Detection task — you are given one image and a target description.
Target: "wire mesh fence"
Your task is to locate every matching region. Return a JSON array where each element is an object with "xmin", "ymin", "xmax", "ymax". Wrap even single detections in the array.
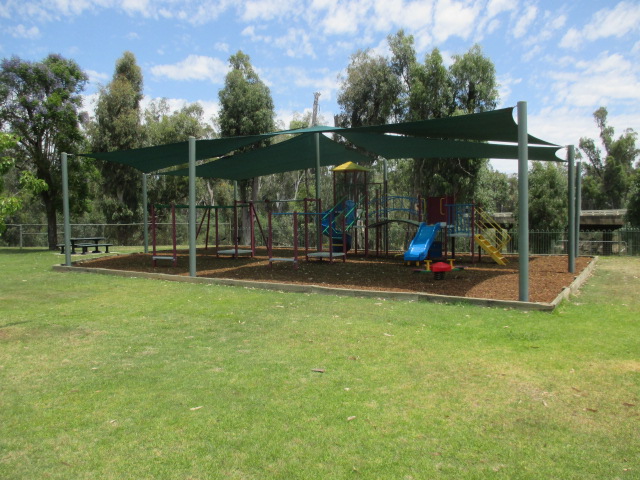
[{"xmin": 3, "ymin": 223, "xmax": 640, "ymax": 256}]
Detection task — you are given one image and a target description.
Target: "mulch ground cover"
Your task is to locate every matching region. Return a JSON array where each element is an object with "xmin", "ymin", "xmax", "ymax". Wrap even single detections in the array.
[{"xmin": 79, "ymin": 247, "xmax": 593, "ymax": 304}]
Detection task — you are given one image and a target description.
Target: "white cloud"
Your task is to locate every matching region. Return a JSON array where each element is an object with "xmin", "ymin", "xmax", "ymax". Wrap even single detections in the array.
[
  {"xmin": 267, "ymin": 66, "xmax": 340, "ymax": 105},
  {"xmin": 214, "ymin": 42, "xmax": 230, "ymax": 53},
  {"xmin": 549, "ymin": 52, "xmax": 640, "ymax": 108},
  {"xmin": 85, "ymin": 69, "xmax": 110, "ymax": 86},
  {"xmin": 315, "ymin": 0, "xmax": 362, "ymax": 35},
  {"xmin": 512, "ymin": 4, "xmax": 538, "ymax": 39},
  {"xmin": 433, "ymin": 0, "xmax": 481, "ymax": 43},
  {"xmin": 241, "ymin": 25, "xmax": 272, "ymax": 43},
  {"xmin": 7, "ymin": 24, "xmax": 41, "ymax": 39},
  {"xmin": 486, "ymin": 0, "xmax": 515, "ymax": 18},
  {"xmin": 150, "ymin": 55, "xmax": 229, "ymax": 83},
  {"xmin": 274, "ymin": 28, "xmax": 316, "ymax": 59},
  {"xmin": 81, "ymin": 92, "xmax": 100, "ymax": 117},
  {"xmin": 560, "ymin": 1, "xmax": 640, "ymax": 49},
  {"xmin": 559, "ymin": 27, "xmax": 580, "ymax": 49},
  {"xmin": 497, "ymin": 73, "xmax": 522, "ymax": 107},
  {"xmin": 3, "ymin": 0, "xmax": 233, "ymax": 24},
  {"xmin": 240, "ymin": 0, "xmax": 301, "ymax": 22}
]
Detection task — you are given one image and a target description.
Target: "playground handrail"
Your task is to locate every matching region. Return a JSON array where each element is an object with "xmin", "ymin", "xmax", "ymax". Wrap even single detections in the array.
[{"xmin": 475, "ymin": 206, "xmax": 511, "ymax": 251}]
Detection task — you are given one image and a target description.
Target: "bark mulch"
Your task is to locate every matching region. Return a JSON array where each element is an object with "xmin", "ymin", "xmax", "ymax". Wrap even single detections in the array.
[{"xmin": 80, "ymin": 248, "xmax": 593, "ymax": 304}]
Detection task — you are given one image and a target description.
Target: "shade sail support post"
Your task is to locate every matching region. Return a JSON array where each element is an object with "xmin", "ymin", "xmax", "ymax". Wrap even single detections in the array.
[
  {"xmin": 517, "ymin": 101, "xmax": 529, "ymax": 302},
  {"xmin": 567, "ymin": 145, "xmax": 576, "ymax": 273},
  {"xmin": 61, "ymin": 152, "xmax": 71, "ymax": 266},
  {"xmin": 575, "ymin": 159, "xmax": 582, "ymax": 260},
  {"xmin": 315, "ymin": 132, "xmax": 322, "ymax": 250},
  {"xmin": 189, "ymin": 136, "xmax": 197, "ymax": 277},
  {"xmin": 142, "ymin": 173, "xmax": 148, "ymax": 254}
]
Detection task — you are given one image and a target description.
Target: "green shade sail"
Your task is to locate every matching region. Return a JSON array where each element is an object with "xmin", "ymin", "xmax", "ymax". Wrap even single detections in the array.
[
  {"xmin": 79, "ymin": 106, "xmax": 563, "ymax": 178},
  {"xmin": 340, "ymin": 131, "xmax": 563, "ymax": 162},
  {"xmin": 349, "ymin": 107, "xmax": 555, "ymax": 145},
  {"xmin": 80, "ymin": 134, "xmax": 274, "ymax": 173},
  {"xmin": 164, "ymin": 132, "xmax": 371, "ymax": 181}
]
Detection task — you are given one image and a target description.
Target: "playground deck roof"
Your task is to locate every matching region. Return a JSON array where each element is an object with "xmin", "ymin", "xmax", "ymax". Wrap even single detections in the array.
[{"xmin": 79, "ymin": 107, "xmax": 564, "ymax": 179}]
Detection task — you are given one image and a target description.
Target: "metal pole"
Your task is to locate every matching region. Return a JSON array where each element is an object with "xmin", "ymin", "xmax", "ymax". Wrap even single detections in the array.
[
  {"xmin": 142, "ymin": 173, "xmax": 148, "ymax": 254},
  {"xmin": 575, "ymin": 160, "xmax": 582, "ymax": 258},
  {"xmin": 517, "ymin": 101, "xmax": 529, "ymax": 302},
  {"xmin": 315, "ymin": 132, "xmax": 322, "ymax": 250},
  {"xmin": 61, "ymin": 152, "xmax": 72, "ymax": 266},
  {"xmin": 188, "ymin": 137, "xmax": 197, "ymax": 277},
  {"xmin": 383, "ymin": 157, "xmax": 389, "ymax": 254},
  {"xmin": 568, "ymin": 145, "xmax": 576, "ymax": 273}
]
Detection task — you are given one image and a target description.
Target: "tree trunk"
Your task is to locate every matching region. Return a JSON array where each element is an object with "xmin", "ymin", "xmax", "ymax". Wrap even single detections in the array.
[{"xmin": 45, "ymin": 193, "xmax": 58, "ymax": 250}]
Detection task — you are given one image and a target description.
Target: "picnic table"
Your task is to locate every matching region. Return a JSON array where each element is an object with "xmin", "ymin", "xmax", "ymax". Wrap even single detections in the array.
[{"xmin": 58, "ymin": 237, "xmax": 113, "ymax": 255}]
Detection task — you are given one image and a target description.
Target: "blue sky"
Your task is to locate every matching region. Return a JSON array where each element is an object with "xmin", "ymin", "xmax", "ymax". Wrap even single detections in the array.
[{"xmin": 1, "ymin": 0, "xmax": 639, "ymax": 173}]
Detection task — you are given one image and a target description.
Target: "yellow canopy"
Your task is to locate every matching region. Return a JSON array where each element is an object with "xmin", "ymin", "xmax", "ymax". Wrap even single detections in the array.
[{"xmin": 332, "ymin": 161, "xmax": 371, "ymax": 172}]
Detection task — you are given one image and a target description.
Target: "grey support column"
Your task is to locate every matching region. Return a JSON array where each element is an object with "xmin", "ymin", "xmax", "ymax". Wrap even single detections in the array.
[
  {"xmin": 383, "ymin": 157, "xmax": 389, "ymax": 253},
  {"xmin": 517, "ymin": 101, "xmax": 529, "ymax": 302},
  {"xmin": 142, "ymin": 173, "xmax": 148, "ymax": 254},
  {"xmin": 575, "ymin": 160, "xmax": 582, "ymax": 259},
  {"xmin": 189, "ymin": 136, "xmax": 197, "ymax": 277},
  {"xmin": 61, "ymin": 152, "xmax": 71, "ymax": 266},
  {"xmin": 315, "ymin": 132, "xmax": 322, "ymax": 250},
  {"xmin": 568, "ymin": 145, "xmax": 576, "ymax": 273}
]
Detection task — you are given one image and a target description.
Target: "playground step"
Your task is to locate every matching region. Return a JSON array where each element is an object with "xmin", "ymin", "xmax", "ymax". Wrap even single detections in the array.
[{"xmin": 475, "ymin": 234, "xmax": 508, "ymax": 266}]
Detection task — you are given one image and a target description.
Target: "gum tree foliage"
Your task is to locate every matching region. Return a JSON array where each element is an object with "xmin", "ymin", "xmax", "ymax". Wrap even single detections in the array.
[
  {"xmin": 259, "ymin": 112, "xmax": 331, "ymax": 210},
  {"xmin": 0, "ymin": 54, "xmax": 90, "ymax": 249},
  {"xmin": 579, "ymin": 107, "xmax": 639, "ymax": 209},
  {"xmin": 408, "ymin": 43, "xmax": 498, "ymax": 200},
  {"xmin": 217, "ymin": 51, "xmax": 275, "ymax": 243},
  {"xmin": 0, "ymin": 132, "xmax": 20, "ymax": 233},
  {"xmin": 474, "ymin": 166, "xmax": 515, "ymax": 213},
  {"xmin": 526, "ymin": 161, "xmax": 568, "ymax": 231},
  {"xmin": 336, "ymin": 50, "xmax": 402, "ymax": 129},
  {"xmin": 143, "ymin": 98, "xmax": 215, "ymax": 210},
  {"xmin": 90, "ymin": 51, "xmax": 145, "ymax": 226},
  {"xmin": 337, "ymin": 31, "xmax": 499, "ymax": 202},
  {"xmin": 627, "ymin": 170, "xmax": 640, "ymax": 226}
]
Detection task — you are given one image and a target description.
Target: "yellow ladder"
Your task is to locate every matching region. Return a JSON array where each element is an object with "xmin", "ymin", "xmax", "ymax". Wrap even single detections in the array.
[
  {"xmin": 474, "ymin": 207, "xmax": 510, "ymax": 265},
  {"xmin": 474, "ymin": 233, "xmax": 507, "ymax": 265}
]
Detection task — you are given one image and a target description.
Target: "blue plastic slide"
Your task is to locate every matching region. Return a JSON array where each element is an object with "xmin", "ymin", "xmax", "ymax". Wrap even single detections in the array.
[{"xmin": 403, "ymin": 222, "xmax": 441, "ymax": 262}]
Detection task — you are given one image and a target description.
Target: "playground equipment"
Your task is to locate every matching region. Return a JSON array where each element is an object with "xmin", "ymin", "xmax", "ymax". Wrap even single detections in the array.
[
  {"xmin": 267, "ymin": 210, "xmax": 299, "ymax": 269},
  {"xmin": 149, "ymin": 201, "xmax": 269, "ymax": 265},
  {"xmin": 265, "ymin": 198, "xmax": 348, "ymax": 268},
  {"xmin": 413, "ymin": 259, "xmax": 465, "ymax": 280},
  {"xmin": 216, "ymin": 201, "xmax": 261, "ymax": 258},
  {"xmin": 474, "ymin": 206, "xmax": 510, "ymax": 265},
  {"xmin": 442, "ymin": 202, "xmax": 511, "ymax": 265},
  {"xmin": 321, "ymin": 199, "xmax": 356, "ymax": 252},
  {"xmin": 403, "ymin": 222, "xmax": 442, "ymax": 263}
]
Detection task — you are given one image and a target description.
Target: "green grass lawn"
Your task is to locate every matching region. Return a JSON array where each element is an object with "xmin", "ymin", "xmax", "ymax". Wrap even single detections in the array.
[{"xmin": 1, "ymin": 248, "xmax": 638, "ymax": 479}]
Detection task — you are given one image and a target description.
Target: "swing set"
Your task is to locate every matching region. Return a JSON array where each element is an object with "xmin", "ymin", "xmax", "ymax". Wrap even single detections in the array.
[{"xmin": 150, "ymin": 201, "xmax": 268, "ymax": 266}]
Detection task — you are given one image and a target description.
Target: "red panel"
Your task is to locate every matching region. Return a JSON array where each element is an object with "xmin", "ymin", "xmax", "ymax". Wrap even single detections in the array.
[{"xmin": 427, "ymin": 196, "xmax": 454, "ymax": 223}]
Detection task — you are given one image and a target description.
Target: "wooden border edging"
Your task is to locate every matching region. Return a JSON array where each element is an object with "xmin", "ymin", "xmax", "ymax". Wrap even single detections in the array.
[
  {"xmin": 550, "ymin": 256, "xmax": 598, "ymax": 308},
  {"xmin": 53, "ymin": 257, "xmax": 597, "ymax": 312}
]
